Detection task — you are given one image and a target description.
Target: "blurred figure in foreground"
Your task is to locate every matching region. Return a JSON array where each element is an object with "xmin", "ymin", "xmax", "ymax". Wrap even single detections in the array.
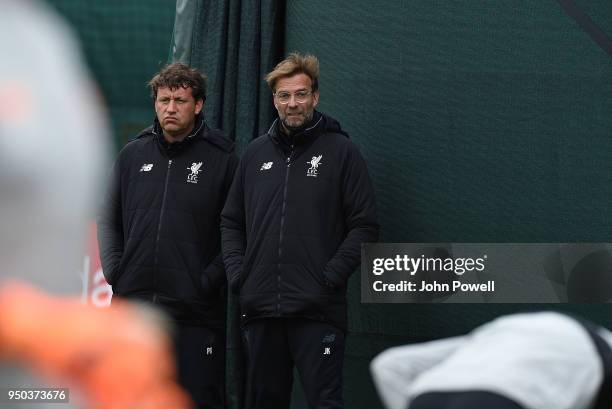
[
  {"xmin": 0, "ymin": 1, "xmax": 190, "ymax": 408},
  {"xmin": 371, "ymin": 312, "xmax": 612, "ymax": 409}
]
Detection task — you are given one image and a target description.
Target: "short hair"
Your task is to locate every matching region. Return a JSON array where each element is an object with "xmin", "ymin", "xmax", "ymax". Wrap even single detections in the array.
[
  {"xmin": 148, "ymin": 62, "xmax": 207, "ymax": 102},
  {"xmin": 265, "ymin": 52, "xmax": 319, "ymax": 92}
]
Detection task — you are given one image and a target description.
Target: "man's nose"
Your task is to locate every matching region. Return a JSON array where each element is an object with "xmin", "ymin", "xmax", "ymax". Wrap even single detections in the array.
[
  {"xmin": 167, "ymin": 100, "xmax": 177, "ymax": 112},
  {"xmin": 287, "ymin": 95, "xmax": 299, "ymax": 108}
]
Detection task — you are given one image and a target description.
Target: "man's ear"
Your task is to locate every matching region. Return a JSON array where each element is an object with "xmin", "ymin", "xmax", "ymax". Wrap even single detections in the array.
[
  {"xmin": 312, "ymin": 90, "xmax": 320, "ymax": 108},
  {"xmin": 195, "ymin": 98, "xmax": 204, "ymax": 115}
]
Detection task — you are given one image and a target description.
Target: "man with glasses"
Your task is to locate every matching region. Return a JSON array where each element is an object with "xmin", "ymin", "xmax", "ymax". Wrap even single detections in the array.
[{"xmin": 221, "ymin": 53, "xmax": 379, "ymax": 409}]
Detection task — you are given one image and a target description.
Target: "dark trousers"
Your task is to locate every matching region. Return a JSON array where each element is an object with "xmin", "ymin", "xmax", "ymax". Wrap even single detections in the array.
[
  {"xmin": 408, "ymin": 391, "xmax": 525, "ymax": 409},
  {"xmin": 242, "ymin": 318, "xmax": 345, "ymax": 409},
  {"xmin": 174, "ymin": 324, "xmax": 226, "ymax": 409}
]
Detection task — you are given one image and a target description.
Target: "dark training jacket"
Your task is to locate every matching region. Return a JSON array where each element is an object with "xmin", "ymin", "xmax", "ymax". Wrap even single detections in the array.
[
  {"xmin": 97, "ymin": 115, "xmax": 238, "ymax": 327},
  {"xmin": 221, "ymin": 111, "xmax": 379, "ymax": 331}
]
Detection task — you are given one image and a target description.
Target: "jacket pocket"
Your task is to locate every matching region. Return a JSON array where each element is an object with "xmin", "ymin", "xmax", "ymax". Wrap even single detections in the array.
[
  {"xmin": 241, "ymin": 264, "xmax": 277, "ymax": 295},
  {"xmin": 281, "ymin": 264, "xmax": 333, "ymax": 296}
]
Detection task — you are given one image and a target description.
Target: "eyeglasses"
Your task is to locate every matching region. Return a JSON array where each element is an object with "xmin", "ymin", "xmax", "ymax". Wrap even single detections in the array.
[{"xmin": 274, "ymin": 90, "xmax": 312, "ymax": 104}]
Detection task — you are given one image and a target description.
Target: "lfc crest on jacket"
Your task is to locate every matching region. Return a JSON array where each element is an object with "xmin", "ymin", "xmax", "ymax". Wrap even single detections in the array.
[
  {"xmin": 187, "ymin": 162, "xmax": 203, "ymax": 183},
  {"xmin": 306, "ymin": 155, "xmax": 323, "ymax": 177}
]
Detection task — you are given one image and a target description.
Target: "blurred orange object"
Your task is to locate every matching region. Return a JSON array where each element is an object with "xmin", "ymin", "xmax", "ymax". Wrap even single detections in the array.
[{"xmin": 0, "ymin": 281, "xmax": 193, "ymax": 409}]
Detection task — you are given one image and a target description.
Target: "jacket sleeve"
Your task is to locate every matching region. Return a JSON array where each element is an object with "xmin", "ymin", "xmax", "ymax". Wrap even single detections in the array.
[
  {"xmin": 323, "ymin": 143, "xmax": 379, "ymax": 288},
  {"xmin": 220, "ymin": 157, "xmax": 247, "ymax": 295},
  {"xmin": 200, "ymin": 153, "xmax": 239, "ymax": 296},
  {"xmin": 96, "ymin": 159, "xmax": 124, "ymax": 286}
]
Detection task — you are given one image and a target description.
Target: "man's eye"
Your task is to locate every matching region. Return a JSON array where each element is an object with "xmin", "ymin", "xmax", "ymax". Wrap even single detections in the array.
[
  {"xmin": 296, "ymin": 91, "xmax": 308, "ymax": 98},
  {"xmin": 277, "ymin": 93, "xmax": 290, "ymax": 99}
]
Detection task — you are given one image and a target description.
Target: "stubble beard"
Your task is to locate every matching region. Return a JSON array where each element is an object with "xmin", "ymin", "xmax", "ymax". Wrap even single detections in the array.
[{"xmin": 281, "ymin": 110, "xmax": 313, "ymax": 133}]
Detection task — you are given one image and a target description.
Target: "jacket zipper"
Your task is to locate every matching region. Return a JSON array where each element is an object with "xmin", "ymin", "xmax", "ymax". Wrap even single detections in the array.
[
  {"xmin": 277, "ymin": 145, "xmax": 294, "ymax": 314},
  {"xmin": 153, "ymin": 159, "xmax": 173, "ymax": 303}
]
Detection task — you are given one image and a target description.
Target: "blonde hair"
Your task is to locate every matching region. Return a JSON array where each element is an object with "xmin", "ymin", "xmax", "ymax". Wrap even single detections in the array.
[{"xmin": 265, "ymin": 52, "xmax": 319, "ymax": 92}]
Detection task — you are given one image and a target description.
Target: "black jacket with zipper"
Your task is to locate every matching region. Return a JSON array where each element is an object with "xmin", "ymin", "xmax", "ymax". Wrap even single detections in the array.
[
  {"xmin": 221, "ymin": 111, "xmax": 379, "ymax": 331},
  {"xmin": 97, "ymin": 115, "xmax": 238, "ymax": 327}
]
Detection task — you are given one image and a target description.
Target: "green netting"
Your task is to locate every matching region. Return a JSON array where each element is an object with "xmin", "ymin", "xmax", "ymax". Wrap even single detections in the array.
[{"xmin": 44, "ymin": 0, "xmax": 176, "ymax": 150}]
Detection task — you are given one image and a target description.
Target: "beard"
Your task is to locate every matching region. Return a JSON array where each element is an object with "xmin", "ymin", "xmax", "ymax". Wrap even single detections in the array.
[{"xmin": 281, "ymin": 110, "xmax": 314, "ymax": 133}]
